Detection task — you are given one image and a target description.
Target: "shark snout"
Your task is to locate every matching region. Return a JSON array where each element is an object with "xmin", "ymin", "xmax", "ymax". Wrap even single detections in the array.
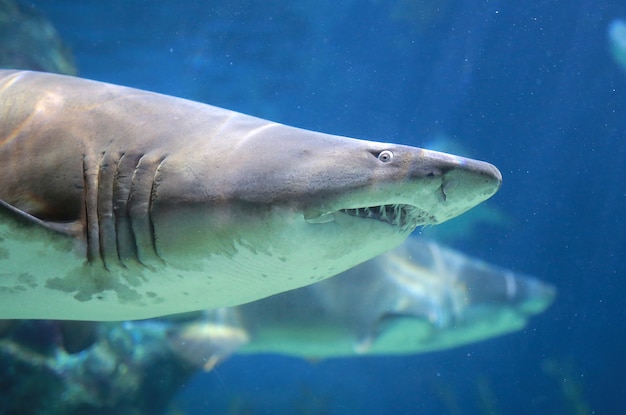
[{"xmin": 418, "ymin": 149, "xmax": 502, "ymax": 223}]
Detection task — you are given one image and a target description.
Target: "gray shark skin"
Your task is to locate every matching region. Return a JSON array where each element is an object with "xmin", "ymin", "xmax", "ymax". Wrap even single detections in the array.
[
  {"xmin": 0, "ymin": 70, "xmax": 501, "ymax": 321},
  {"xmin": 206, "ymin": 237, "xmax": 554, "ymax": 358}
]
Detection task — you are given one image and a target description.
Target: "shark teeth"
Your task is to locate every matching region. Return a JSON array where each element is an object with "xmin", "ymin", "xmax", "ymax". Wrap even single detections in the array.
[{"xmin": 339, "ymin": 204, "xmax": 434, "ymax": 232}]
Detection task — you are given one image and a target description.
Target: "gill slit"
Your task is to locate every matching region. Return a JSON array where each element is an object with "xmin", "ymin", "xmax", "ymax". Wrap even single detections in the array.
[
  {"xmin": 112, "ymin": 152, "xmax": 129, "ymax": 268},
  {"xmin": 126, "ymin": 153, "xmax": 167, "ymax": 266},
  {"xmin": 148, "ymin": 155, "xmax": 167, "ymax": 263},
  {"xmin": 82, "ymin": 153, "xmax": 101, "ymax": 265}
]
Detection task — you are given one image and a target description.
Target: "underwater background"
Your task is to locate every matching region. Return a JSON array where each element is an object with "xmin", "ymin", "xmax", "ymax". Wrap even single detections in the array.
[{"xmin": 5, "ymin": 0, "xmax": 626, "ymax": 413}]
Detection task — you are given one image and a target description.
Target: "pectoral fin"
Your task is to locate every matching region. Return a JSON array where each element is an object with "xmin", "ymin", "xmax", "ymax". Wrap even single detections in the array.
[{"xmin": 0, "ymin": 198, "xmax": 85, "ymax": 253}]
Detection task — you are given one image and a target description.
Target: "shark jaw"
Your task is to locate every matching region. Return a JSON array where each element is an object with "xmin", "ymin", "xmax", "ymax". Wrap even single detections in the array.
[{"xmin": 306, "ymin": 204, "xmax": 431, "ymax": 232}]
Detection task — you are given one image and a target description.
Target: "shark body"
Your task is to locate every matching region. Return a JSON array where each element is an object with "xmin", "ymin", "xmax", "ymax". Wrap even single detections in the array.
[{"xmin": 0, "ymin": 70, "xmax": 501, "ymax": 320}]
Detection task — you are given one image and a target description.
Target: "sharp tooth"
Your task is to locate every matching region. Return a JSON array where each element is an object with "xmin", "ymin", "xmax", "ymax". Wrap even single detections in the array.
[
  {"xmin": 393, "ymin": 206, "xmax": 401, "ymax": 226},
  {"xmin": 379, "ymin": 205, "xmax": 388, "ymax": 221}
]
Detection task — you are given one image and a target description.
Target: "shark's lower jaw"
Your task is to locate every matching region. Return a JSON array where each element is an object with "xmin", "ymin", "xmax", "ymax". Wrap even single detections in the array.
[{"xmin": 339, "ymin": 204, "xmax": 433, "ymax": 232}]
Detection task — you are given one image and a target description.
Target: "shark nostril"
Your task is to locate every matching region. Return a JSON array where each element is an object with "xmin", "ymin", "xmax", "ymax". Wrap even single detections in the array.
[{"xmin": 440, "ymin": 179, "xmax": 458, "ymax": 202}]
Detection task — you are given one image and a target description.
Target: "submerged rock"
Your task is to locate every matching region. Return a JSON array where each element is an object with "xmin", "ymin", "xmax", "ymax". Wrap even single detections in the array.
[{"xmin": 0, "ymin": 320, "xmax": 196, "ymax": 415}]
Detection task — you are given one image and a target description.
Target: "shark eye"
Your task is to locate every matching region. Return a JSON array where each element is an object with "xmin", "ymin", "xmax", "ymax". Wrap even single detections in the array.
[{"xmin": 378, "ymin": 150, "xmax": 394, "ymax": 163}]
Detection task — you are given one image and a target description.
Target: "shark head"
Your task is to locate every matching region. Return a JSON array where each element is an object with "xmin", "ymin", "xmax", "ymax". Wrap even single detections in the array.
[
  {"xmin": 302, "ymin": 143, "xmax": 502, "ymax": 230},
  {"xmin": 350, "ymin": 239, "xmax": 556, "ymax": 355},
  {"xmin": 189, "ymin": 124, "xmax": 503, "ymax": 229}
]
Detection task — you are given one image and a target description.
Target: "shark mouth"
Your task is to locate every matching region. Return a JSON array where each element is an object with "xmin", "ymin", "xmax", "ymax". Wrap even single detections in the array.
[{"xmin": 339, "ymin": 204, "xmax": 433, "ymax": 231}]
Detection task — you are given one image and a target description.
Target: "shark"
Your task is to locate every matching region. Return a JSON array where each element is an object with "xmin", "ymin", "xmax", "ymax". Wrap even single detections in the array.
[
  {"xmin": 177, "ymin": 238, "xmax": 555, "ymax": 360},
  {"xmin": 0, "ymin": 70, "xmax": 501, "ymax": 321}
]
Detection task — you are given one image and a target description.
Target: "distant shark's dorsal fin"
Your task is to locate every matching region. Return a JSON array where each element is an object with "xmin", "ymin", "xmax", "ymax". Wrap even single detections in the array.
[{"xmin": 0, "ymin": 198, "xmax": 84, "ymax": 240}]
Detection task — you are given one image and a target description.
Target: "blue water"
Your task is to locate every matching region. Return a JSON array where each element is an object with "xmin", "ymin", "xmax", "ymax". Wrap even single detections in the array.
[{"xmin": 31, "ymin": 0, "xmax": 626, "ymax": 413}]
